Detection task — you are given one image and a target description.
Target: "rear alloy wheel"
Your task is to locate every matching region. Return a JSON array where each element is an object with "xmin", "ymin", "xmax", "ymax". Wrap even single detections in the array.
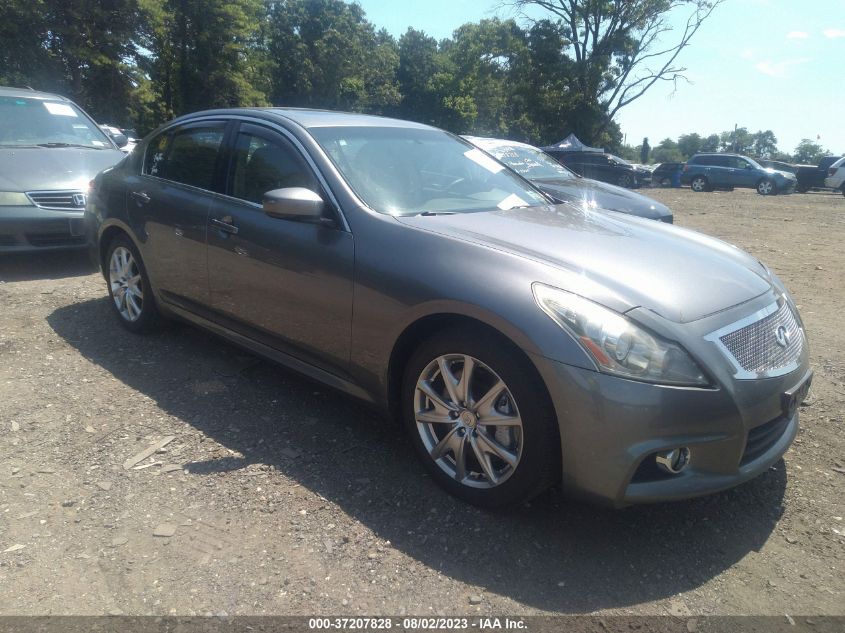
[
  {"xmin": 757, "ymin": 179, "xmax": 776, "ymax": 195},
  {"xmin": 690, "ymin": 176, "xmax": 708, "ymax": 192},
  {"xmin": 402, "ymin": 329, "xmax": 559, "ymax": 508},
  {"xmin": 106, "ymin": 235, "xmax": 161, "ymax": 333}
]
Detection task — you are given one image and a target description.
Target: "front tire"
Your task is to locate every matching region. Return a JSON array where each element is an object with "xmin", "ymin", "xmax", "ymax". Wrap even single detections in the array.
[
  {"xmin": 105, "ymin": 235, "xmax": 161, "ymax": 333},
  {"xmin": 401, "ymin": 327, "xmax": 560, "ymax": 508},
  {"xmin": 757, "ymin": 179, "xmax": 776, "ymax": 195},
  {"xmin": 690, "ymin": 176, "xmax": 708, "ymax": 192},
  {"xmin": 617, "ymin": 173, "xmax": 633, "ymax": 188}
]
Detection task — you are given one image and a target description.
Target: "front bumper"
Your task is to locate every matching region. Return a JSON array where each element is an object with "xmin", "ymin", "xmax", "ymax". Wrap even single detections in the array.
[
  {"xmin": 529, "ymin": 291, "xmax": 810, "ymax": 506},
  {"xmin": 0, "ymin": 205, "xmax": 87, "ymax": 252}
]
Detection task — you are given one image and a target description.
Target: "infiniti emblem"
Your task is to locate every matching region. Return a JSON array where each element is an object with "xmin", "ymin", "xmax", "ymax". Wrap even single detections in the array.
[
  {"xmin": 72, "ymin": 193, "xmax": 87, "ymax": 208},
  {"xmin": 775, "ymin": 325, "xmax": 790, "ymax": 349}
]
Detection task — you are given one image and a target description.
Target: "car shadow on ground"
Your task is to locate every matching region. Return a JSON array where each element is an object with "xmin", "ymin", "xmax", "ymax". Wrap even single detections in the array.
[
  {"xmin": 0, "ymin": 250, "xmax": 96, "ymax": 282},
  {"xmin": 47, "ymin": 297, "xmax": 787, "ymax": 613}
]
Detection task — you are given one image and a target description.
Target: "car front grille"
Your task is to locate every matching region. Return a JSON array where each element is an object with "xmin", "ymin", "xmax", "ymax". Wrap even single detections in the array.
[
  {"xmin": 740, "ymin": 415, "xmax": 790, "ymax": 466},
  {"xmin": 26, "ymin": 190, "xmax": 86, "ymax": 211},
  {"xmin": 718, "ymin": 302, "xmax": 803, "ymax": 376}
]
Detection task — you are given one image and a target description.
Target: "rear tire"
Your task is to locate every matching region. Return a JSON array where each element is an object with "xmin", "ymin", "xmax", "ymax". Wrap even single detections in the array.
[
  {"xmin": 690, "ymin": 176, "xmax": 708, "ymax": 192},
  {"xmin": 401, "ymin": 327, "xmax": 560, "ymax": 508},
  {"xmin": 105, "ymin": 234, "xmax": 162, "ymax": 334}
]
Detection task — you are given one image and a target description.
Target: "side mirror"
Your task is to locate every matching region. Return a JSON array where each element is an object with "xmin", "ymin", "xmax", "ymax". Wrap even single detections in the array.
[
  {"xmin": 745, "ymin": 164, "xmax": 753, "ymax": 170},
  {"xmin": 109, "ymin": 133, "xmax": 128, "ymax": 148},
  {"xmin": 262, "ymin": 187, "xmax": 325, "ymax": 220}
]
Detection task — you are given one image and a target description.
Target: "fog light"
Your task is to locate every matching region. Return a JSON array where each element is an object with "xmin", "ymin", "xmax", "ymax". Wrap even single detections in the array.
[{"xmin": 655, "ymin": 447, "xmax": 691, "ymax": 474}]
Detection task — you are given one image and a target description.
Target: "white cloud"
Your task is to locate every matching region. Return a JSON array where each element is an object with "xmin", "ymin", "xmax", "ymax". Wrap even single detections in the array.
[
  {"xmin": 754, "ymin": 58, "xmax": 812, "ymax": 77},
  {"xmin": 787, "ymin": 31, "xmax": 808, "ymax": 39},
  {"xmin": 823, "ymin": 28, "xmax": 845, "ymax": 38}
]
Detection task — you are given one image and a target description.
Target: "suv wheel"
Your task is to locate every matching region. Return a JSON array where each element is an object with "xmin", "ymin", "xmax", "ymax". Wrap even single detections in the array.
[
  {"xmin": 690, "ymin": 176, "xmax": 708, "ymax": 192},
  {"xmin": 757, "ymin": 179, "xmax": 776, "ymax": 195},
  {"xmin": 106, "ymin": 235, "xmax": 161, "ymax": 333},
  {"xmin": 617, "ymin": 174, "xmax": 633, "ymax": 188},
  {"xmin": 401, "ymin": 328, "xmax": 560, "ymax": 508}
]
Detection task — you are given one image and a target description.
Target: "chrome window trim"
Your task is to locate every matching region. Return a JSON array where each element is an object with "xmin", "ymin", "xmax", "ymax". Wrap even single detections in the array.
[{"xmin": 704, "ymin": 297, "xmax": 804, "ymax": 380}]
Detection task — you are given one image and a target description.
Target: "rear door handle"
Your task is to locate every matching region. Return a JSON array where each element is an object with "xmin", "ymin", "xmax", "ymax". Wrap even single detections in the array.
[
  {"xmin": 211, "ymin": 217, "xmax": 238, "ymax": 235},
  {"xmin": 131, "ymin": 190, "xmax": 151, "ymax": 205}
]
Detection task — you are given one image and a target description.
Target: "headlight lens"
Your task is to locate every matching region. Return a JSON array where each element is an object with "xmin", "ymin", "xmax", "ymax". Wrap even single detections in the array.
[
  {"xmin": 0, "ymin": 192, "xmax": 32, "ymax": 206},
  {"xmin": 533, "ymin": 283, "xmax": 710, "ymax": 386}
]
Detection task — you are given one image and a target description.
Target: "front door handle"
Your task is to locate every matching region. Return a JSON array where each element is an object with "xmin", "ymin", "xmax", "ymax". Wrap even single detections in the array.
[
  {"xmin": 211, "ymin": 217, "xmax": 238, "ymax": 235},
  {"xmin": 131, "ymin": 190, "xmax": 151, "ymax": 205}
]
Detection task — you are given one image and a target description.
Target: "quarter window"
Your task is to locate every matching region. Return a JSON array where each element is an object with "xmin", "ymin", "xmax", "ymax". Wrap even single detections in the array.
[{"xmin": 229, "ymin": 130, "xmax": 317, "ymax": 204}]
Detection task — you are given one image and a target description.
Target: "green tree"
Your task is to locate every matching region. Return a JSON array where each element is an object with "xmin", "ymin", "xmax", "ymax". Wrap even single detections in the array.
[
  {"xmin": 700, "ymin": 133, "xmax": 719, "ymax": 152},
  {"xmin": 651, "ymin": 137, "xmax": 683, "ymax": 163},
  {"xmin": 267, "ymin": 0, "xmax": 399, "ymax": 113},
  {"xmin": 510, "ymin": 0, "xmax": 725, "ymax": 135},
  {"xmin": 793, "ymin": 139, "xmax": 829, "ymax": 164},
  {"xmin": 677, "ymin": 132, "xmax": 702, "ymax": 158},
  {"xmin": 751, "ymin": 130, "xmax": 778, "ymax": 158}
]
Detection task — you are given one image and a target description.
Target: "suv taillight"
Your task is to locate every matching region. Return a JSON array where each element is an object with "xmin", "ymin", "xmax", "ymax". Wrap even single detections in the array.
[{"xmin": 683, "ymin": 164, "xmax": 688, "ymax": 171}]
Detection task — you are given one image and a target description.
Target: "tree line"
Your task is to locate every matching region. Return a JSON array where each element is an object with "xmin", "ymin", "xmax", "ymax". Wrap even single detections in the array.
[
  {"xmin": 620, "ymin": 128, "xmax": 835, "ymax": 165},
  {"xmin": 0, "ymin": 0, "xmax": 723, "ymax": 149}
]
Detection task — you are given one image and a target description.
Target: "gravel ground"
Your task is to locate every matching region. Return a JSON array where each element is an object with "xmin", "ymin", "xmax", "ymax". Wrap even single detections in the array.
[{"xmin": 0, "ymin": 187, "xmax": 843, "ymax": 617}]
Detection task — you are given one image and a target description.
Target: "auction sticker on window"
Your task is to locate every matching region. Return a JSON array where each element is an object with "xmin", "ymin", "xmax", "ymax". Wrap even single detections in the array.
[{"xmin": 43, "ymin": 102, "xmax": 77, "ymax": 117}]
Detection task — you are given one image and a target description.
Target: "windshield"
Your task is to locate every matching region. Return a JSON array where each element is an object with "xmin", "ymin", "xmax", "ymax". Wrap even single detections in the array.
[
  {"xmin": 310, "ymin": 127, "xmax": 548, "ymax": 215},
  {"xmin": 480, "ymin": 142, "xmax": 575, "ymax": 181},
  {"xmin": 610, "ymin": 154, "xmax": 631, "ymax": 166},
  {"xmin": 0, "ymin": 96, "xmax": 112, "ymax": 149}
]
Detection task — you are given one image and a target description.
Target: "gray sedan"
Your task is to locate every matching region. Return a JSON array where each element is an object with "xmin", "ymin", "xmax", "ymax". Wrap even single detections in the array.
[
  {"xmin": 87, "ymin": 108, "xmax": 811, "ymax": 508},
  {"xmin": 464, "ymin": 136, "xmax": 673, "ymax": 223}
]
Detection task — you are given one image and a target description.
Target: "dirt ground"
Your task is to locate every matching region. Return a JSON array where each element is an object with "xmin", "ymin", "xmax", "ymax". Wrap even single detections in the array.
[{"xmin": 0, "ymin": 187, "xmax": 843, "ymax": 617}]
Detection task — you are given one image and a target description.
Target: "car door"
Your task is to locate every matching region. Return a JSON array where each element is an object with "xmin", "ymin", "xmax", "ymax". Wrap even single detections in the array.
[
  {"xmin": 732, "ymin": 157, "xmax": 757, "ymax": 187},
  {"xmin": 206, "ymin": 121, "xmax": 354, "ymax": 376},
  {"xmin": 126, "ymin": 121, "xmax": 227, "ymax": 308}
]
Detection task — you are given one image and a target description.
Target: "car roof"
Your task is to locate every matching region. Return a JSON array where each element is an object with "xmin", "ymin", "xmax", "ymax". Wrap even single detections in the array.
[
  {"xmin": 171, "ymin": 107, "xmax": 435, "ymax": 131},
  {"xmin": 0, "ymin": 85, "xmax": 69, "ymax": 101}
]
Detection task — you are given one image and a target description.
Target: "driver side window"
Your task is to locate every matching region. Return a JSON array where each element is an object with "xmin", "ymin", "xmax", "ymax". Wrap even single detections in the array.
[{"xmin": 230, "ymin": 130, "xmax": 317, "ymax": 205}]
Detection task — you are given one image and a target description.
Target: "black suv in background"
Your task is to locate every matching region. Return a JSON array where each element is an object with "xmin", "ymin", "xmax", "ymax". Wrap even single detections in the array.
[
  {"xmin": 681, "ymin": 153, "xmax": 796, "ymax": 195},
  {"xmin": 544, "ymin": 150, "xmax": 645, "ymax": 188},
  {"xmin": 795, "ymin": 156, "xmax": 843, "ymax": 193}
]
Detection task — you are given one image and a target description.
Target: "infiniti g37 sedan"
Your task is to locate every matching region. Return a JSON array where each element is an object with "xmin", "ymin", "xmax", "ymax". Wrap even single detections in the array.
[{"xmin": 86, "ymin": 108, "xmax": 811, "ymax": 508}]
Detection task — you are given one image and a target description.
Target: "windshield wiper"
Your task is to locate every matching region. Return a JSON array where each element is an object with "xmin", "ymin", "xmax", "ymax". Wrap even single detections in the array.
[
  {"xmin": 35, "ymin": 142, "xmax": 103, "ymax": 150},
  {"xmin": 416, "ymin": 211, "xmax": 456, "ymax": 216}
]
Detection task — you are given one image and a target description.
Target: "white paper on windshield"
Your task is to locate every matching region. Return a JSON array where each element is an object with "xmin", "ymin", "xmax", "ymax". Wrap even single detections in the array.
[
  {"xmin": 44, "ymin": 102, "xmax": 77, "ymax": 117},
  {"xmin": 497, "ymin": 194, "xmax": 528, "ymax": 210},
  {"xmin": 464, "ymin": 148, "xmax": 504, "ymax": 174}
]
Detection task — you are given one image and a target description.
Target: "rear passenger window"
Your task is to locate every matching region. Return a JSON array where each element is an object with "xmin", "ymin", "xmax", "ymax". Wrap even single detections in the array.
[
  {"xmin": 153, "ymin": 126, "xmax": 225, "ymax": 190},
  {"xmin": 143, "ymin": 132, "xmax": 169, "ymax": 177}
]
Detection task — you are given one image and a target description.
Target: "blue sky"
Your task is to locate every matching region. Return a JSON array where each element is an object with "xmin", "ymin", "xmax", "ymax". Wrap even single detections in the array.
[{"xmin": 356, "ymin": 0, "xmax": 844, "ymax": 155}]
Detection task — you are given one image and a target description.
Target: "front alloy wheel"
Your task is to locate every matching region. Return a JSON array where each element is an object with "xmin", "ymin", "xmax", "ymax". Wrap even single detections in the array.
[
  {"xmin": 757, "ymin": 179, "xmax": 775, "ymax": 195},
  {"xmin": 618, "ymin": 174, "xmax": 633, "ymax": 188},
  {"xmin": 414, "ymin": 354, "xmax": 523, "ymax": 488},
  {"xmin": 402, "ymin": 328, "xmax": 560, "ymax": 508}
]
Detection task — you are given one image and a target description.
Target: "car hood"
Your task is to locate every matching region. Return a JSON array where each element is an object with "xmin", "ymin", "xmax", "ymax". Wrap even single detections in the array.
[
  {"xmin": 397, "ymin": 204, "xmax": 771, "ymax": 324},
  {"xmin": 0, "ymin": 147, "xmax": 124, "ymax": 191},
  {"xmin": 533, "ymin": 177, "xmax": 672, "ymax": 221}
]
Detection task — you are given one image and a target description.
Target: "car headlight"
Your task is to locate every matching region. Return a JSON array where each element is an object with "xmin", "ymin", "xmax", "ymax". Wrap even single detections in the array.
[
  {"xmin": 533, "ymin": 283, "xmax": 710, "ymax": 386},
  {"xmin": 0, "ymin": 192, "xmax": 32, "ymax": 206}
]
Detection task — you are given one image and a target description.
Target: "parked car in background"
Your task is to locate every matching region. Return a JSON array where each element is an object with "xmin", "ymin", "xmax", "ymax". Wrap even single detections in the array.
[
  {"xmin": 682, "ymin": 153, "xmax": 796, "ymax": 195},
  {"xmin": 651, "ymin": 162, "xmax": 685, "ymax": 187},
  {"xmin": 88, "ymin": 107, "xmax": 810, "ymax": 508},
  {"xmin": 824, "ymin": 156, "xmax": 845, "ymax": 195},
  {"xmin": 544, "ymin": 150, "xmax": 646, "ymax": 188},
  {"xmin": 795, "ymin": 156, "xmax": 843, "ymax": 193},
  {"xmin": 464, "ymin": 136, "xmax": 672, "ymax": 222},
  {"xmin": 99, "ymin": 124, "xmax": 133, "ymax": 153},
  {"xmin": 757, "ymin": 159, "xmax": 796, "ymax": 174},
  {"xmin": 0, "ymin": 86, "xmax": 126, "ymax": 251}
]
